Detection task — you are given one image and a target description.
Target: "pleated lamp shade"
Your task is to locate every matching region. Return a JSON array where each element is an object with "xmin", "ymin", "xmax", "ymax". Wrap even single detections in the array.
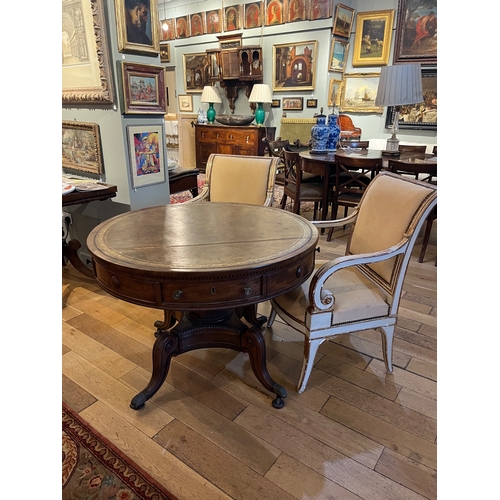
[
  {"xmin": 200, "ymin": 85, "xmax": 222, "ymax": 103},
  {"xmin": 248, "ymin": 84, "xmax": 272, "ymax": 104},
  {"xmin": 375, "ymin": 64, "xmax": 423, "ymax": 107}
]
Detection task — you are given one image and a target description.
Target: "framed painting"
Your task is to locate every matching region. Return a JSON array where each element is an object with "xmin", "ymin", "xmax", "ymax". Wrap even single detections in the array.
[
  {"xmin": 114, "ymin": 0, "xmax": 160, "ymax": 55},
  {"xmin": 62, "ymin": 121, "xmax": 104, "ymax": 175},
  {"xmin": 309, "ymin": 0, "xmax": 332, "ymax": 21},
  {"xmin": 159, "ymin": 41, "xmax": 170, "ymax": 63},
  {"xmin": 307, "ymin": 99, "xmax": 318, "ymax": 108},
  {"xmin": 352, "ymin": 10, "xmax": 394, "ymax": 67},
  {"xmin": 385, "ymin": 67, "xmax": 437, "ymax": 130},
  {"xmin": 273, "ymin": 41, "xmax": 317, "ymax": 91},
  {"xmin": 121, "ymin": 62, "xmax": 166, "ymax": 114},
  {"xmin": 62, "ymin": 0, "xmax": 115, "ymax": 106},
  {"xmin": 183, "ymin": 53, "xmax": 208, "ymax": 93},
  {"xmin": 190, "ymin": 12, "xmax": 206, "ymax": 36},
  {"xmin": 329, "ymin": 37, "xmax": 349, "ymax": 72},
  {"xmin": 393, "ymin": 0, "xmax": 437, "ymax": 64},
  {"xmin": 244, "ymin": 2, "xmax": 263, "ymax": 28},
  {"xmin": 288, "ymin": 0, "xmax": 308, "ymax": 22},
  {"xmin": 224, "ymin": 5, "xmax": 241, "ymax": 31},
  {"xmin": 283, "ymin": 97, "xmax": 303, "ymax": 111},
  {"xmin": 327, "ymin": 78, "xmax": 342, "ymax": 107},
  {"xmin": 160, "ymin": 18, "xmax": 175, "ymax": 40},
  {"xmin": 266, "ymin": 0, "xmax": 284, "ymax": 26},
  {"xmin": 271, "ymin": 99, "xmax": 281, "ymax": 108},
  {"xmin": 126, "ymin": 125, "xmax": 166, "ymax": 188},
  {"xmin": 175, "ymin": 15, "xmax": 190, "ymax": 39},
  {"xmin": 332, "ymin": 4, "xmax": 355, "ymax": 38},
  {"xmin": 339, "ymin": 73, "xmax": 383, "ymax": 114},
  {"xmin": 206, "ymin": 9, "xmax": 222, "ymax": 34},
  {"xmin": 178, "ymin": 94, "xmax": 193, "ymax": 112}
]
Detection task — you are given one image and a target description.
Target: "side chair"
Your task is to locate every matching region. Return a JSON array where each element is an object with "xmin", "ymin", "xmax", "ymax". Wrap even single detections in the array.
[
  {"xmin": 398, "ymin": 144, "xmax": 427, "ymax": 154},
  {"xmin": 267, "ymin": 172, "xmax": 437, "ymax": 393}
]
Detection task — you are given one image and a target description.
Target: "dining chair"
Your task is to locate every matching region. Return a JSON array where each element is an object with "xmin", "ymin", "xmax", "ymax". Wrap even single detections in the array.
[
  {"xmin": 327, "ymin": 155, "xmax": 383, "ymax": 241},
  {"xmin": 398, "ymin": 144, "xmax": 427, "ymax": 154},
  {"xmin": 338, "ymin": 140, "xmax": 369, "ymax": 150},
  {"xmin": 432, "ymin": 145, "xmax": 437, "ymax": 155},
  {"xmin": 267, "ymin": 172, "xmax": 437, "ymax": 393},
  {"xmin": 388, "ymin": 159, "xmax": 437, "ymax": 263},
  {"xmin": 185, "ymin": 153, "xmax": 279, "ymax": 206},
  {"xmin": 280, "ymin": 149, "xmax": 324, "ymax": 219}
]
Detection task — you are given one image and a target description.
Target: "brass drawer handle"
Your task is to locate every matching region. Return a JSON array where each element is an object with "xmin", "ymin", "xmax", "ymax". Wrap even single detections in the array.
[{"xmin": 173, "ymin": 290, "xmax": 183, "ymax": 299}]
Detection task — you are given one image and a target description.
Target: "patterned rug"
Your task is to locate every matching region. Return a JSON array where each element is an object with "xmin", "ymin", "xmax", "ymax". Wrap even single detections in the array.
[
  {"xmin": 62, "ymin": 403, "xmax": 178, "ymax": 500},
  {"xmin": 169, "ymin": 173, "xmax": 315, "ymax": 213}
]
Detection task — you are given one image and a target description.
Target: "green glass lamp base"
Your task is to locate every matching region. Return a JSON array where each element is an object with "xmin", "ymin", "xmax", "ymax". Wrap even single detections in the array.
[
  {"xmin": 207, "ymin": 104, "xmax": 216, "ymax": 124},
  {"xmin": 255, "ymin": 104, "xmax": 265, "ymax": 126}
]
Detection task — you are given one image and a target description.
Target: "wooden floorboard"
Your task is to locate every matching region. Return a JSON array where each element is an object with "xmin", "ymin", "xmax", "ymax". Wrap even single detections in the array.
[{"xmin": 62, "ymin": 219, "xmax": 437, "ymax": 499}]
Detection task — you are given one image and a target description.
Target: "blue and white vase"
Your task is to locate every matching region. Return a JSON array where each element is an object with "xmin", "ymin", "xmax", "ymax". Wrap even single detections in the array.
[
  {"xmin": 326, "ymin": 111, "xmax": 340, "ymax": 152},
  {"xmin": 310, "ymin": 110, "xmax": 328, "ymax": 153}
]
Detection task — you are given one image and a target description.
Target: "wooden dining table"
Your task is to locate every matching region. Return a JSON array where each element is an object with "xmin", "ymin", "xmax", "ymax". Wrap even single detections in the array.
[{"xmin": 300, "ymin": 149, "xmax": 437, "ymax": 222}]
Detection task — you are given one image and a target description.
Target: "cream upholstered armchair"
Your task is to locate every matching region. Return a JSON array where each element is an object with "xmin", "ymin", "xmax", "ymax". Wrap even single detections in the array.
[
  {"xmin": 267, "ymin": 172, "xmax": 437, "ymax": 393},
  {"xmin": 185, "ymin": 153, "xmax": 279, "ymax": 207}
]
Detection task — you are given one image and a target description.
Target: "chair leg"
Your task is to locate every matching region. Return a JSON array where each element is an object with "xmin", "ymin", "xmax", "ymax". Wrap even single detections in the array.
[
  {"xmin": 297, "ymin": 338, "xmax": 325, "ymax": 393},
  {"xmin": 378, "ymin": 325, "xmax": 394, "ymax": 373},
  {"xmin": 280, "ymin": 194, "xmax": 287, "ymax": 210},
  {"xmin": 418, "ymin": 216, "xmax": 434, "ymax": 263}
]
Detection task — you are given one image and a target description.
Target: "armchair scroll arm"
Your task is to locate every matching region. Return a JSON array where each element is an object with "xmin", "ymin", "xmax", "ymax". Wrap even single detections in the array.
[
  {"xmin": 183, "ymin": 185, "xmax": 209, "ymax": 203},
  {"xmin": 310, "ymin": 210, "xmax": 359, "ymax": 231},
  {"xmin": 308, "ymin": 239, "xmax": 409, "ymax": 312}
]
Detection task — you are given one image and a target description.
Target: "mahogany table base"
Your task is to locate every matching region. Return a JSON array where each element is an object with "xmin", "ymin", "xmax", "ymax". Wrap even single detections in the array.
[
  {"xmin": 130, "ymin": 306, "xmax": 287, "ymax": 410},
  {"xmin": 63, "ymin": 239, "xmax": 94, "ymax": 278}
]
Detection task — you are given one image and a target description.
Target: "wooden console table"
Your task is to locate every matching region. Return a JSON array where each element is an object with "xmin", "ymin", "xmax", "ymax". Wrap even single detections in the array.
[{"xmin": 87, "ymin": 202, "xmax": 319, "ymax": 409}]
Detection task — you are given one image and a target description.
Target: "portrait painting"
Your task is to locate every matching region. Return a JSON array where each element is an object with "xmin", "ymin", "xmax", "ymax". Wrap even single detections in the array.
[
  {"xmin": 394, "ymin": 0, "xmax": 437, "ymax": 64},
  {"xmin": 126, "ymin": 125, "xmax": 166, "ymax": 188},
  {"xmin": 352, "ymin": 10, "xmax": 394, "ymax": 67},
  {"xmin": 183, "ymin": 53, "xmax": 208, "ymax": 93},
  {"xmin": 329, "ymin": 38, "xmax": 349, "ymax": 72},
  {"xmin": 244, "ymin": 2, "xmax": 263, "ymax": 28},
  {"xmin": 327, "ymin": 78, "xmax": 342, "ymax": 107},
  {"xmin": 62, "ymin": 120, "xmax": 104, "ymax": 175},
  {"xmin": 309, "ymin": 0, "xmax": 332, "ymax": 21},
  {"xmin": 114, "ymin": 0, "xmax": 160, "ymax": 55},
  {"xmin": 190, "ymin": 12, "xmax": 205, "ymax": 36},
  {"xmin": 266, "ymin": 0, "xmax": 283, "ymax": 26},
  {"xmin": 339, "ymin": 72, "xmax": 382, "ymax": 114},
  {"xmin": 206, "ymin": 9, "xmax": 222, "ymax": 34},
  {"xmin": 332, "ymin": 4, "xmax": 355, "ymax": 38},
  {"xmin": 288, "ymin": 0, "xmax": 307, "ymax": 22},
  {"xmin": 273, "ymin": 41, "xmax": 317, "ymax": 91},
  {"xmin": 160, "ymin": 18, "xmax": 175, "ymax": 40},
  {"xmin": 175, "ymin": 15, "xmax": 189, "ymax": 39},
  {"xmin": 224, "ymin": 5, "xmax": 241, "ymax": 31}
]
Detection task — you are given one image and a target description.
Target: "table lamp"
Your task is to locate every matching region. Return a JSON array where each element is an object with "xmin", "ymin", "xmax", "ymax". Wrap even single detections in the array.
[
  {"xmin": 375, "ymin": 64, "xmax": 423, "ymax": 154},
  {"xmin": 248, "ymin": 84, "xmax": 272, "ymax": 126},
  {"xmin": 200, "ymin": 85, "xmax": 222, "ymax": 124}
]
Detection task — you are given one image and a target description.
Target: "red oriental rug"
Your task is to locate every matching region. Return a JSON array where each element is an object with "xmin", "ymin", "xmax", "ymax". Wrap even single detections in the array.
[{"xmin": 62, "ymin": 403, "xmax": 178, "ymax": 500}]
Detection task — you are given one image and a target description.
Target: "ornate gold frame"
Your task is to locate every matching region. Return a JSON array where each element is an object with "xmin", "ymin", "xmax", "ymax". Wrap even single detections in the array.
[
  {"xmin": 339, "ymin": 72, "xmax": 383, "ymax": 114},
  {"xmin": 62, "ymin": 121, "xmax": 104, "ymax": 175}
]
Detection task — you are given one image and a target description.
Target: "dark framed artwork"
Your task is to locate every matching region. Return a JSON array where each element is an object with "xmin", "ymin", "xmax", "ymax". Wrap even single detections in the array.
[
  {"xmin": 266, "ymin": 0, "xmax": 284, "ymax": 26},
  {"xmin": 352, "ymin": 10, "xmax": 394, "ymax": 67},
  {"xmin": 175, "ymin": 15, "xmax": 190, "ymax": 39},
  {"xmin": 224, "ymin": 5, "xmax": 241, "ymax": 31},
  {"xmin": 114, "ymin": 0, "xmax": 160, "ymax": 55},
  {"xmin": 385, "ymin": 67, "xmax": 437, "ymax": 130},
  {"xmin": 306, "ymin": 99, "xmax": 318, "ymax": 108},
  {"xmin": 206, "ymin": 9, "xmax": 222, "ymax": 33},
  {"xmin": 288, "ymin": 0, "xmax": 308, "ymax": 22},
  {"xmin": 393, "ymin": 0, "xmax": 437, "ymax": 64},
  {"xmin": 159, "ymin": 41, "xmax": 170, "ymax": 63},
  {"xmin": 283, "ymin": 97, "xmax": 303, "ymax": 110},
  {"xmin": 121, "ymin": 62, "xmax": 167, "ymax": 114},
  {"xmin": 126, "ymin": 124, "xmax": 166, "ymax": 188},
  {"xmin": 62, "ymin": 121, "xmax": 104, "ymax": 175},
  {"xmin": 62, "ymin": 0, "xmax": 115, "ymax": 106},
  {"xmin": 190, "ymin": 12, "xmax": 206, "ymax": 36},
  {"xmin": 244, "ymin": 2, "xmax": 263, "ymax": 28},
  {"xmin": 309, "ymin": 0, "xmax": 332, "ymax": 20},
  {"xmin": 332, "ymin": 4, "xmax": 355, "ymax": 37},
  {"xmin": 271, "ymin": 99, "xmax": 281, "ymax": 108},
  {"xmin": 273, "ymin": 40, "xmax": 317, "ymax": 91},
  {"xmin": 183, "ymin": 53, "xmax": 208, "ymax": 93}
]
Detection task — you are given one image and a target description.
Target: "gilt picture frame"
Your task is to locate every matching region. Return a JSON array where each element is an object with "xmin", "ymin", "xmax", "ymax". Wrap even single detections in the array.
[
  {"xmin": 183, "ymin": 53, "xmax": 208, "ymax": 93},
  {"xmin": 121, "ymin": 62, "xmax": 167, "ymax": 114},
  {"xmin": 62, "ymin": 0, "xmax": 115, "ymax": 106},
  {"xmin": 327, "ymin": 78, "xmax": 342, "ymax": 107},
  {"xmin": 329, "ymin": 37, "xmax": 349, "ymax": 73},
  {"xmin": 332, "ymin": 3, "xmax": 355, "ymax": 37},
  {"xmin": 126, "ymin": 124, "xmax": 166, "ymax": 189},
  {"xmin": 62, "ymin": 120, "xmax": 104, "ymax": 175},
  {"xmin": 273, "ymin": 41, "xmax": 317, "ymax": 91},
  {"xmin": 178, "ymin": 94, "xmax": 193, "ymax": 112},
  {"xmin": 352, "ymin": 10, "xmax": 394, "ymax": 67},
  {"xmin": 339, "ymin": 72, "xmax": 383, "ymax": 114},
  {"xmin": 114, "ymin": 0, "xmax": 160, "ymax": 55},
  {"xmin": 159, "ymin": 41, "xmax": 170, "ymax": 63},
  {"xmin": 393, "ymin": 0, "xmax": 437, "ymax": 64}
]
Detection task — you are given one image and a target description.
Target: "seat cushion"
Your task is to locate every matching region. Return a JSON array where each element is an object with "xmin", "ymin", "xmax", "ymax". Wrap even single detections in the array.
[{"xmin": 272, "ymin": 265, "xmax": 390, "ymax": 328}]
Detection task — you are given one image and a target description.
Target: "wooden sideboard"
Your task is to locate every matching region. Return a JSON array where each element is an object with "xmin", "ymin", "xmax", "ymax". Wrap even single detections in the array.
[{"xmin": 195, "ymin": 124, "xmax": 273, "ymax": 171}]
